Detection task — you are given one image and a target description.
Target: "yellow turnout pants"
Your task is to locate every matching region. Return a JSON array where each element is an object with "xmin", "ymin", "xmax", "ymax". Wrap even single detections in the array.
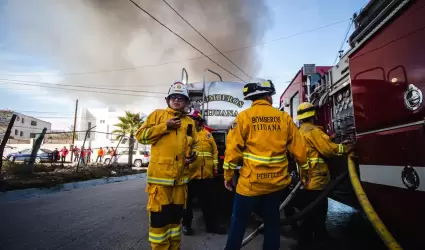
[{"xmin": 146, "ymin": 183, "xmax": 188, "ymax": 250}]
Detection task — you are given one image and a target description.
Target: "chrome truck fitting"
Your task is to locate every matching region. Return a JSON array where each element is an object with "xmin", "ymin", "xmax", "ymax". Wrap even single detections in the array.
[{"xmin": 202, "ymin": 68, "xmax": 223, "ymax": 118}]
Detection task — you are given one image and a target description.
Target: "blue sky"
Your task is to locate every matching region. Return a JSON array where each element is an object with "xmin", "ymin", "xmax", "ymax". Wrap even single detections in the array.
[{"xmin": 0, "ymin": 0, "xmax": 368, "ymax": 129}]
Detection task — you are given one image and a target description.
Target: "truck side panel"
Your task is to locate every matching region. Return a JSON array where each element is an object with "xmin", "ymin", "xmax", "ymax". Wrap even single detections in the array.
[
  {"xmin": 349, "ymin": 1, "xmax": 425, "ymax": 245},
  {"xmin": 350, "ymin": 0, "xmax": 425, "ymax": 133},
  {"xmin": 280, "ymin": 71, "xmax": 304, "ymax": 123}
]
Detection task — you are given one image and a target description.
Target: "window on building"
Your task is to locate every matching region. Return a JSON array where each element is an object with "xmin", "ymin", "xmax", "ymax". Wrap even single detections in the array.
[
  {"xmin": 20, "ymin": 131, "xmax": 23, "ymax": 137},
  {"xmin": 100, "ymin": 120, "xmax": 105, "ymax": 124},
  {"xmin": 22, "ymin": 118, "xmax": 25, "ymax": 123},
  {"xmin": 31, "ymin": 120, "xmax": 37, "ymax": 126},
  {"xmin": 30, "ymin": 133, "xmax": 36, "ymax": 138},
  {"xmin": 15, "ymin": 129, "xmax": 18, "ymax": 135}
]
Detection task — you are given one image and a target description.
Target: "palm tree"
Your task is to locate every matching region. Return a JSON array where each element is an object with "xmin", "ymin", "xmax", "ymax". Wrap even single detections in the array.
[{"xmin": 112, "ymin": 111, "xmax": 144, "ymax": 167}]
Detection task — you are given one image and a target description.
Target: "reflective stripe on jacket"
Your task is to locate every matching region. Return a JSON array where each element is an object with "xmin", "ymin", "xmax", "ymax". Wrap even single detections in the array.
[
  {"xmin": 135, "ymin": 108, "xmax": 198, "ymax": 186},
  {"xmin": 189, "ymin": 129, "xmax": 218, "ymax": 179},
  {"xmin": 223, "ymin": 100, "xmax": 308, "ymax": 196},
  {"xmin": 298, "ymin": 122, "xmax": 347, "ymax": 190}
]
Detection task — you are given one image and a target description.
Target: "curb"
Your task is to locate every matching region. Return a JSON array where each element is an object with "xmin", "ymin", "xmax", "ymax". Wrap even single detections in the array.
[{"xmin": 0, "ymin": 173, "xmax": 146, "ymax": 202}]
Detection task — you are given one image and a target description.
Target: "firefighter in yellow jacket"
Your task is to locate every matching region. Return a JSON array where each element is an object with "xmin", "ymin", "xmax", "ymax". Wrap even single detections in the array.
[
  {"xmin": 181, "ymin": 110, "xmax": 227, "ymax": 235},
  {"xmin": 295, "ymin": 102, "xmax": 353, "ymax": 249},
  {"xmin": 136, "ymin": 81, "xmax": 198, "ymax": 250},
  {"xmin": 223, "ymin": 79, "xmax": 308, "ymax": 250}
]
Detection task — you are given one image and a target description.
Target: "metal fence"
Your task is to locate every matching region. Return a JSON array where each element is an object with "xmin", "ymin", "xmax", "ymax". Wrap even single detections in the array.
[{"xmin": 1, "ymin": 122, "xmax": 149, "ymax": 170}]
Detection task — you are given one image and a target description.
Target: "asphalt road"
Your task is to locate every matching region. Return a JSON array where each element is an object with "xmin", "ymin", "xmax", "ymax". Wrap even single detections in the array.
[
  {"xmin": 0, "ymin": 178, "xmax": 281, "ymax": 250},
  {"xmin": 0, "ymin": 177, "xmax": 386, "ymax": 250}
]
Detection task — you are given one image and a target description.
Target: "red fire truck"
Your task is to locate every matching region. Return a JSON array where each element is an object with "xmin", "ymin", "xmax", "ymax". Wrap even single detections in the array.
[{"xmin": 280, "ymin": 0, "xmax": 425, "ymax": 246}]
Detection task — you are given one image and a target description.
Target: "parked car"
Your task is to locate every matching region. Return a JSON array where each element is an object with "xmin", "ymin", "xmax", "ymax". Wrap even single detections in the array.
[
  {"xmin": 7, "ymin": 148, "xmax": 54, "ymax": 164},
  {"xmin": 104, "ymin": 150, "xmax": 150, "ymax": 167}
]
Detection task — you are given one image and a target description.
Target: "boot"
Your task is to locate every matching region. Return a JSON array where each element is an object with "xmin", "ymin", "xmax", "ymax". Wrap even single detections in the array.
[
  {"xmin": 182, "ymin": 223, "xmax": 193, "ymax": 236},
  {"xmin": 206, "ymin": 224, "xmax": 228, "ymax": 235}
]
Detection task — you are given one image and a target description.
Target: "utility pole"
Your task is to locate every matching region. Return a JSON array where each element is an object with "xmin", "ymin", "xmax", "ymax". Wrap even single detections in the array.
[{"xmin": 70, "ymin": 99, "xmax": 78, "ymax": 162}]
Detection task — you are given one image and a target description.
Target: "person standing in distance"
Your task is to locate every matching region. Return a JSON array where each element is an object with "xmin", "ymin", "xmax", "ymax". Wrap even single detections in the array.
[
  {"xmin": 135, "ymin": 81, "xmax": 199, "ymax": 250},
  {"xmin": 223, "ymin": 79, "xmax": 308, "ymax": 250}
]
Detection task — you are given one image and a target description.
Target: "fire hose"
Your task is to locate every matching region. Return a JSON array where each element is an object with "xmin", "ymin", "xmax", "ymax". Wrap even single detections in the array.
[
  {"xmin": 347, "ymin": 153, "xmax": 402, "ymax": 250},
  {"xmin": 241, "ymin": 154, "xmax": 403, "ymax": 250},
  {"xmin": 242, "ymin": 172, "xmax": 349, "ymax": 248}
]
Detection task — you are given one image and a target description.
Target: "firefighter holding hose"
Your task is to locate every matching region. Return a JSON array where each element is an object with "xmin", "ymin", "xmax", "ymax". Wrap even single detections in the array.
[
  {"xmin": 135, "ymin": 81, "xmax": 198, "ymax": 250},
  {"xmin": 182, "ymin": 110, "xmax": 227, "ymax": 235},
  {"xmin": 295, "ymin": 102, "xmax": 353, "ymax": 249},
  {"xmin": 223, "ymin": 79, "xmax": 308, "ymax": 250}
]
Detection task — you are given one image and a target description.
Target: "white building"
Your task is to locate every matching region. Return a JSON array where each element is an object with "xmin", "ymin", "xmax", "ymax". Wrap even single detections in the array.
[
  {"xmin": 77, "ymin": 107, "xmax": 122, "ymax": 143},
  {"xmin": 0, "ymin": 110, "xmax": 52, "ymax": 140},
  {"xmin": 76, "ymin": 107, "xmax": 149, "ymax": 150}
]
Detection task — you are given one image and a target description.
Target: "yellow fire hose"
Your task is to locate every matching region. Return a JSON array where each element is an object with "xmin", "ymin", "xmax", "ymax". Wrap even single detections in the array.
[
  {"xmin": 241, "ymin": 153, "xmax": 403, "ymax": 249},
  {"xmin": 347, "ymin": 153, "xmax": 403, "ymax": 250}
]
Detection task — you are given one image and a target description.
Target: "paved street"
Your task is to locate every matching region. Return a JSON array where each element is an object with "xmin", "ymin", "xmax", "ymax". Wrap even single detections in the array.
[
  {"xmin": 0, "ymin": 176, "xmax": 386, "ymax": 250},
  {"xmin": 0, "ymin": 178, "xmax": 282, "ymax": 250}
]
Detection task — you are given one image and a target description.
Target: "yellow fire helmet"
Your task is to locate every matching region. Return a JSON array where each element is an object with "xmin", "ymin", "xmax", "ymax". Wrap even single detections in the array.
[{"xmin": 296, "ymin": 102, "xmax": 316, "ymax": 120}]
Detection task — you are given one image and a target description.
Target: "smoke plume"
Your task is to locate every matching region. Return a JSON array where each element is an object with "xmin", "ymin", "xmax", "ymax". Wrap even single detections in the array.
[{"xmin": 1, "ymin": 0, "xmax": 272, "ymax": 117}]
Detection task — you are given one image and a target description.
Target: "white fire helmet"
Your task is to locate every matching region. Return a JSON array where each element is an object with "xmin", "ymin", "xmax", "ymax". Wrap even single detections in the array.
[{"xmin": 167, "ymin": 80, "xmax": 190, "ymax": 100}]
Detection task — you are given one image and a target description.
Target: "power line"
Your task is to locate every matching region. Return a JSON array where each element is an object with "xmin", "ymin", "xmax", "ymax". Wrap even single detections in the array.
[
  {"xmin": 162, "ymin": 0, "xmax": 251, "ymax": 80},
  {"xmin": 0, "ymin": 56, "xmax": 206, "ymax": 77},
  {"xmin": 127, "ymin": 0, "xmax": 245, "ymax": 83},
  {"xmin": 0, "ymin": 80, "xmax": 164, "ymax": 98},
  {"xmin": 5, "ymin": 114, "xmax": 140, "ymax": 119},
  {"xmin": 9, "ymin": 110, "xmax": 147, "ymax": 116},
  {"xmin": 11, "ymin": 110, "xmax": 76, "ymax": 114},
  {"xmin": 225, "ymin": 19, "xmax": 351, "ymax": 55},
  {"xmin": 333, "ymin": 18, "xmax": 354, "ymax": 65},
  {"xmin": 0, "ymin": 78, "xmax": 166, "ymax": 94},
  {"xmin": 24, "ymin": 118, "xmax": 104, "ymax": 120},
  {"xmin": 0, "ymin": 19, "xmax": 349, "ymax": 78}
]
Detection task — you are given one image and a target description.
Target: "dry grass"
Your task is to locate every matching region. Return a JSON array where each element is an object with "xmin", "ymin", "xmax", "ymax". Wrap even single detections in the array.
[{"xmin": 0, "ymin": 162, "xmax": 146, "ymax": 192}]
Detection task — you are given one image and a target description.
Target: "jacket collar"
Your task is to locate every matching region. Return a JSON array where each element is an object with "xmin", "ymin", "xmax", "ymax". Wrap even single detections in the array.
[
  {"xmin": 252, "ymin": 99, "xmax": 272, "ymax": 107},
  {"xmin": 300, "ymin": 122, "xmax": 323, "ymax": 131},
  {"xmin": 166, "ymin": 107, "xmax": 185, "ymax": 117}
]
